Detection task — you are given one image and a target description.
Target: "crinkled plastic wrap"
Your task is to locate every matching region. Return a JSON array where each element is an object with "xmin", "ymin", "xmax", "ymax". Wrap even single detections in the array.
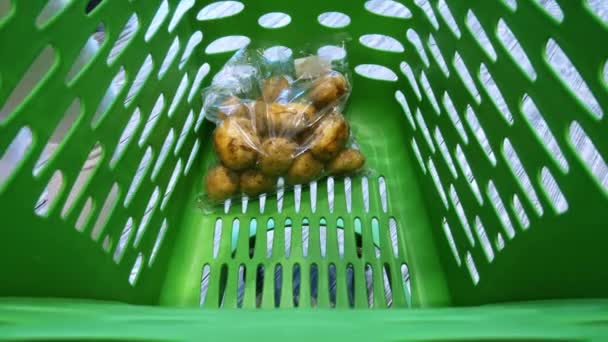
[{"xmin": 201, "ymin": 43, "xmax": 366, "ymax": 205}]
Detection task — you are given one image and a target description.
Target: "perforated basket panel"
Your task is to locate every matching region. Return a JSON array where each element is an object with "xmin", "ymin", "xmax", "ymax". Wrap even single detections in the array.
[{"xmin": 1, "ymin": 0, "xmax": 607, "ymax": 309}]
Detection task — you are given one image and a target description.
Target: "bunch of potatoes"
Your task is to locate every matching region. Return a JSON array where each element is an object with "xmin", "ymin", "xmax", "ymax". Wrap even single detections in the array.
[{"xmin": 205, "ymin": 71, "xmax": 365, "ymax": 202}]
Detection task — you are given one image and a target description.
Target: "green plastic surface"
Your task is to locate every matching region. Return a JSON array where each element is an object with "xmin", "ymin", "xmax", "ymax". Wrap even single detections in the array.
[{"xmin": 0, "ymin": 0, "xmax": 607, "ymax": 327}]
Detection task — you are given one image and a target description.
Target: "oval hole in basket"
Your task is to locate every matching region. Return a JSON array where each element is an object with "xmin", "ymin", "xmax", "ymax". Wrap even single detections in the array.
[
  {"xmin": 364, "ymin": 0, "xmax": 412, "ymax": 19},
  {"xmin": 318, "ymin": 45, "xmax": 346, "ymax": 61},
  {"xmin": 197, "ymin": 1, "xmax": 244, "ymax": 21},
  {"xmin": 263, "ymin": 46, "xmax": 292, "ymax": 62},
  {"xmin": 318, "ymin": 11, "xmax": 350, "ymax": 28},
  {"xmin": 258, "ymin": 12, "xmax": 291, "ymax": 29},
  {"xmin": 205, "ymin": 35, "xmax": 250, "ymax": 54},
  {"xmin": 359, "ymin": 34, "xmax": 404, "ymax": 53},
  {"xmin": 355, "ymin": 64, "xmax": 397, "ymax": 82}
]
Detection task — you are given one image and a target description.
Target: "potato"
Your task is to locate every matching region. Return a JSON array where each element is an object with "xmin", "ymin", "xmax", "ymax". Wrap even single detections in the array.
[
  {"xmin": 310, "ymin": 72, "xmax": 348, "ymax": 108},
  {"xmin": 287, "ymin": 152, "xmax": 324, "ymax": 185},
  {"xmin": 218, "ymin": 96, "xmax": 249, "ymax": 120},
  {"xmin": 259, "ymin": 137, "xmax": 297, "ymax": 176},
  {"xmin": 326, "ymin": 149, "xmax": 365, "ymax": 175},
  {"xmin": 266, "ymin": 102, "xmax": 316, "ymax": 135},
  {"xmin": 262, "ymin": 76, "xmax": 290, "ymax": 102},
  {"xmin": 213, "ymin": 117, "xmax": 259, "ymax": 171},
  {"xmin": 308, "ymin": 113, "xmax": 349, "ymax": 161},
  {"xmin": 205, "ymin": 165, "xmax": 239, "ymax": 201},
  {"xmin": 240, "ymin": 170, "xmax": 275, "ymax": 196},
  {"xmin": 252, "ymin": 100, "xmax": 268, "ymax": 136}
]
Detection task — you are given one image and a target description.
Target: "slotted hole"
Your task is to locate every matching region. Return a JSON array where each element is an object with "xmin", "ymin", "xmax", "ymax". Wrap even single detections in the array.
[
  {"xmin": 267, "ymin": 218, "xmax": 274, "ymax": 258},
  {"xmin": 197, "ymin": 1, "xmax": 244, "ymax": 21},
  {"xmin": 36, "ymin": 0, "xmax": 68, "ymax": 27},
  {"xmin": 218, "ymin": 264, "xmax": 228, "ymax": 308},
  {"xmin": 546, "ymin": 39, "xmax": 604, "ymax": 120},
  {"xmin": 354, "ymin": 64, "xmax": 398, "ymax": 82},
  {"xmin": 389, "ymin": 217, "xmax": 399, "ymax": 257},
  {"xmin": 540, "ymin": 167, "xmax": 569, "ymax": 214},
  {"xmin": 337, "ymin": 223, "xmax": 345, "ymax": 259},
  {"xmin": 213, "ymin": 219, "xmax": 222, "ymax": 259},
  {"xmin": 168, "ymin": 0, "xmax": 195, "ymax": 32},
  {"xmin": 383, "ymin": 264, "xmax": 393, "ymax": 307},
  {"xmin": 113, "ymin": 217, "xmax": 134, "ymax": 263},
  {"xmin": 427, "ymin": 34, "xmax": 450, "ymax": 77},
  {"xmin": 503, "ymin": 138, "xmax": 544, "ymax": 216},
  {"xmin": 345, "ymin": 177, "xmax": 352, "ymax": 213},
  {"xmin": 91, "ymin": 66, "xmax": 126, "ymax": 128},
  {"xmin": 399, "ymin": 62, "xmax": 422, "ymax": 100},
  {"xmin": 293, "ymin": 264, "xmax": 301, "ymax": 307},
  {"xmin": 0, "ymin": 46, "xmax": 56, "ymax": 124},
  {"xmin": 521, "ymin": 94, "xmax": 569, "ymax": 173},
  {"xmin": 161, "ymin": 159, "xmax": 182, "ymax": 210},
  {"xmin": 362, "ymin": 177, "xmax": 370, "ymax": 213},
  {"xmin": 206, "ymin": 36, "xmax": 250, "ymax": 54},
  {"xmin": 407, "ymin": 29, "xmax": 430, "ymax": 67},
  {"xmin": 302, "ymin": 218, "xmax": 309, "ymax": 257},
  {"xmin": 327, "ymin": 177, "xmax": 334, "ymax": 213},
  {"xmin": 455, "ymin": 145, "xmax": 483, "ymax": 205},
  {"xmin": 329, "ymin": 264, "xmax": 337, "ymax": 308},
  {"xmin": 395, "ymin": 90, "xmax": 416, "ymax": 129},
  {"xmin": 437, "ymin": 0, "xmax": 461, "ymax": 38},
  {"xmin": 414, "ymin": 0, "xmax": 439, "ymax": 30},
  {"xmin": 310, "ymin": 263, "xmax": 318, "ymax": 307},
  {"xmin": 294, "ymin": 184, "xmax": 302, "ymax": 213},
  {"xmin": 184, "ymin": 139, "xmax": 200, "ymax": 175},
  {"xmin": 149, "ymin": 218, "xmax": 168, "ymax": 266},
  {"xmin": 151, "ymin": 128, "xmax": 175, "ymax": 181},
  {"xmin": 231, "ymin": 218, "xmax": 240, "ymax": 255},
  {"xmin": 129, "ymin": 253, "xmax": 144, "ymax": 286},
  {"xmin": 465, "ymin": 105, "xmax": 497, "ymax": 166},
  {"xmin": 189, "ymin": 63, "xmax": 210, "ymax": 103},
  {"xmin": 465, "ymin": 252, "xmax": 480, "ymax": 285},
  {"xmin": 364, "ymin": 0, "xmax": 412, "ymax": 19},
  {"xmin": 318, "ymin": 11, "xmax": 350, "ymax": 28},
  {"xmin": 411, "ymin": 138, "xmax": 427, "ymax": 173},
  {"xmin": 474, "ymin": 217, "xmax": 495, "ymax": 263},
  {"xmin": 372, "ymin": 217, "xmax": 381, "ymax": 259},
  {"xmin": 466, "ymin": 10, "xmax": 497, "ymax": 61},
  {"xmin": 442, "ymin": 92, "xmax": 469, "ymax": 144},
  {"xmin": 124, "ymin": 146, "xmax": 154, "ymax": 207},
  {"xmin": 534, "ymin": 0, "xmax": 564, "ymax": 23},
  {"xmin": 479, "ymin": 64, "xmax": 513, "ymax": 125},
  {"xmin": 158, "ymin": 37, "xmax": 181, "ymax": 79},
  {"xmin": 107, "ymin": 14, "xmax": 139, "ymax": 66},
  {"xmin": 453, "ymin": 52, "xmax": 481, "ymax": 104},
  {"xmin": 61, "ymin": 143, "xmax": 103, "ymax": 218},
  {"xmin": 256, "ymin": 264, "xmax": 264, "ymax": 308},
  {"xmin": 317, "ymin": 45, "xmax": 346, "ymax": 61},
  {"xmin": 354, "ymin": 218, "xmax": 363, "ymax": 258},
  {"xmin": 378, "ymin": 177, "xmax": 388, "ymax": 212},
  {"xmin": 434, "ymin": 127, "xmax": 458, "ymax": 179},
  {"xmin": 310, "ymin": 181, "xmax": 317, "ymax": 213},
  {"xmin": 134, "ymin": 187, "xmax": 160, "ymax": 247},
  {"xmin": 258, "ymin": 12, "xmax": 291, "ymax": 29},
  {"xmin": 359, "ymin": 34, "xmax": 404, "ymax": 53},
  {"xmin": 420, "ymin": 71, "xmax": 440, "ymax": 114},
  {"xmin": 416, "ymin": 109, "xmax": 435, "ymax": 154},
  {"xmin": 34, "ymin": 99, "xmax": 82, "ymax": 175},
  {"xmin": 241, "ymin": 194, "xmax": 248, "ymax": 214},
  {"xmin": 568, "ymin": 122, "xmax": 608, "ymax": 194},
  {"xmin": 586, "ymin": 0, "xmax": 608, "ymax": 25},
  {"xmin": 496, "ymin": 233, "xmax": 506, "ymax": 251},
  {"xmin": 34, "ymin": 170, "xmax": 64, "ymax": 216},
  {"xmin": 110, "ymin": 107, "xmax": 141, "ymax": 168},
  {"xmin": 488, "ymin": 180, "xmax": 516, "ymax": 239},
  {"xmin": 246, "ymin": 219, "xmax": 257, "ymax": 259},
  {"xmin": 502, "ymin": 0, "xmax": 518, "ymax": 11},
  {"xmin": 169, "ymin": 73, "xmax": 190, "ymax": 117},
  {"xmin": 365, "ymin": 264, "xmax": 374, "ymax": 308},
  {"xmin": 125, "ymin": 55, "xmax": 154, "ymax": 107},
  {"xmin": 285, "ymin": 219, "xmax": 292, "ymax": 258},
  {"xmin": 145, "ymin": 0, "xmax": 169, "ymax": 42},
  {"xmin": 174, "ymin": 111, "xmax": 194, "ymax": 156},
  {"xmin": 513, "ymin": 194, "xmax": 531, "ymax": 230},
  {"xmin": 199, "ymin": 264, "xmax": 211, "ymax": 306},
  {"xmin": 449, "ymin": 185, "xmax": 475, "ymax": 246},
  {"xmin": 428, "ymin": 158, "xmax": 449, "ymax": 208},
  {"xmin": 237, "ymin": 264, "xmax": 245, "ymax": 308},
  {"xmin": 497, "ymin": 19, "xmax": 537, "ymax": 81},
  {"xmin": 442, "ymin": 218, "xmax": 462, "ymax": 266},
  {"xmin": 102, "ymin": 236, "xmax": 112, "ymax": 253},
  {"xmin": 264, "ymin": 45, "xmax": 293, "ymax": 62},
  {"xmin": 75, "ymin": 197, "xmax": 94, "ymax": 232},
  {"xmin": 400, "ymin": 264, "xmax": 411, "ymax": 305},
  {"xmin": 91, "ymin": 183, "xmax": 119, "ymax": 241},
  {"xmin": 320, "ymin": 218, "xmax": 327, "ymax": 258},
  {"xmin": 346, "ymin": 264, "xmax": 355, "ymax": 308},
  {"xmin": 66, "ymin": 25, "xmax": 106, "ymax": 84}
]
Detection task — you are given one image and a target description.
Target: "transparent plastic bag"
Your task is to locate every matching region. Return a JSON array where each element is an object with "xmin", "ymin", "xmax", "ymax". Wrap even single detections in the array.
[{"xmin": 201, "ymin": 42, "xmax": 367, "ymax": 205}]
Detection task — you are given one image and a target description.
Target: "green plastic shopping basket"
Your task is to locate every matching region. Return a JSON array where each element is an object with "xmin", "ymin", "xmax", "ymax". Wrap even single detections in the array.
[{"xmin": 1, "ymin": 0, "xmax": 608, "ymax": 340}]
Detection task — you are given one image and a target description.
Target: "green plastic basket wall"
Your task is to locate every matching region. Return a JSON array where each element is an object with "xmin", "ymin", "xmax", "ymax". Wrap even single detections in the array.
[{"xmin": 1, "ymin": 0, "xmax": 608, "ymax": 317}]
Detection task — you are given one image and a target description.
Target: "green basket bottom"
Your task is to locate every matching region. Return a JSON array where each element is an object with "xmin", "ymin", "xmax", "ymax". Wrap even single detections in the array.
[{"xmin": 1, "ymin": 298, "xmax": 607, "ymax": 341}]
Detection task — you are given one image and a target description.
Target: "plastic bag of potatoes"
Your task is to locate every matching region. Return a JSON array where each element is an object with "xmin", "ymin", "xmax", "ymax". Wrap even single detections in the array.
[{"xmin": 201, "ymin": 44, "xmax": 366, "ymax": 204}]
